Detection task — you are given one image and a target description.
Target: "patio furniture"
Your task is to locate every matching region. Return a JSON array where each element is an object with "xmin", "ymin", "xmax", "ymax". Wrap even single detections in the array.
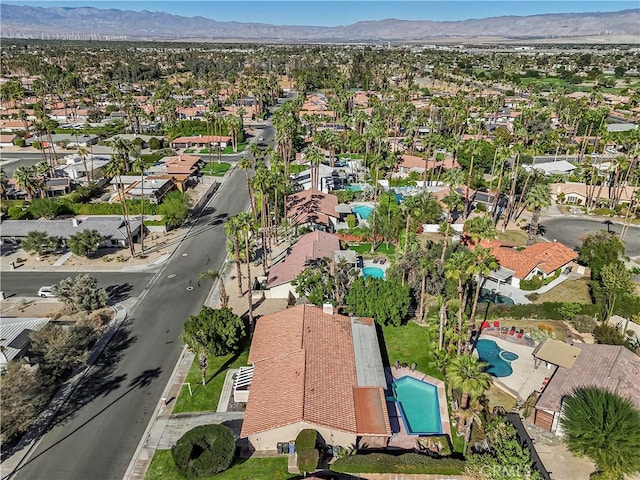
[
  {"xmin": 401, "ymin": 362, "xmax": 408, "ymax": 368},
  {"xmin": 500, "ymin": 327, "xmax": 509, "ymax": 334},
  {"xmin": 517, "ymin": 329, "xmax": 524, "ymax": 339},
  {"xmin": 481, "ymin": 321, "xmax": 490, "ymax": 330},
  {"xmin": 394, "ymin": 360, "xmax": 401, "ymax": 370},
  {"xmin": 380, "ymin": 258, "xmax": 387, "ymax": 265},
  {"xmin": 373, "ymin": 258, "xmax": 379, "ymax": 264},
  {"xmin": 509, "ymin": 326, "xmax": 516, "ymax": 336},
  {"xmin": 410, "ymin": 363, "xmax": 417, "ymax": 371},
  {"xmin": 493, "ymin": 321, "xmax": 500, "ymax": 328}
]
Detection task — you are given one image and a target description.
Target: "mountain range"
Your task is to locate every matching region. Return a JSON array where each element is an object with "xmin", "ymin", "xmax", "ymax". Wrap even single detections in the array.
[{"xmin": 1, "ymin": 4, "xmax": 639, "ymax": 42}]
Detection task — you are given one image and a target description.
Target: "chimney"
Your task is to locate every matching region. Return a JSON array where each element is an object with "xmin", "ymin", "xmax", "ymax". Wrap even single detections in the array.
[
  {"xmin": 72, "ymin": 218, "xmax": 79, "ymax": 227},
  {"xmin": 322, "ymin": 303, "xmax": 334, "ymax": 315}
]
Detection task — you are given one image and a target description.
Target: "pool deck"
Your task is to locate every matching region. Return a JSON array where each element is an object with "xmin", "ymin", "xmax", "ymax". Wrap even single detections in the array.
[
  {"xmin": 386, "ymin": 367, "xmax": 452, "ymax": 450},
  {"xmin": 362, "ymin": 258, "xmax": 390, "ymax": 273},
  {"xmin": 476, "ymin": 334, "xmax": 556, "ymax": 400}
]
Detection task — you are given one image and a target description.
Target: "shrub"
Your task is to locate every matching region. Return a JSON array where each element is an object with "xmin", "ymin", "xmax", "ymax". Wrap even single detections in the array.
[
  {"xmin": 295, "ymin": 429, "xmax": 317, "ymax": 451},
  {"xmin": 67, "ymin": 229, "xmax": 102, "ymax": 257},
  {"xmin": 297, "ymin": 448, "xmax": 319, "ymax": 474},
  {"xmin": 330, "ymin": 453, "xmax": 465, "ymax": 475},
  {"xmin": 22, "ymin": 231, "xmax": 59, "ymax": 255},
  {"xmin": 148, "ymin": 137, "xmax": 162, "ymax": 150},
  {"xmin": 487, "ymin": 302, "xmax": 600, "ymax": 321},
  {"xmin": 171, "ymin": 424, "xmax": 235, "ymax": 479},
  {"xmin": 8, "ymin": 205, "xmax": 32, "ymax": 220},
  {"xmin": 520, "ymin": 275, "xmax": 544, "ymax": 291},
  {"xmin": 346, "ymin": 214, "xmax": 356, "ymax": 229},
  {"xmin": 569, "ymin": 315, "xmax": 598, "ymax": 333},
  {"xmin": 529, "ymin": 325, "xmax": 556, "ymax": 342},
  {"xmin": 13, "ymin": 137, "xmax": 25, "ymax": 147},
  {"xmin": 32, "ymin": 140, "xmax": 41, "ymax": 149},
  {"xmin": 558, "ymin": 302, "xmax": 582, "ymax": 321}
]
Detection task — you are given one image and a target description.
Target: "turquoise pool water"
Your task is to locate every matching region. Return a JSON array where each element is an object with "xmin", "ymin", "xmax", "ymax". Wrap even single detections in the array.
[
  {"xmin": 392, "ymin": 376, "xmax": 442, "ymax": 435},
  {"xmin": 345, "ymin": 184, "xmax": 363, "ymax": 192},
  {"xmin": 475, "ymin": 339, "xmax": 519, "ymax": 377},
  {"xmin": 478, "ymin": 288, "xmax": 515, "ymax": 306},
  {"xmin": 352, "ymin": 204, "xmax": 373, "ymax": 219},
  {"xmin": 362, "ymin": 266, "xmax": 385, "ymax": 279}
]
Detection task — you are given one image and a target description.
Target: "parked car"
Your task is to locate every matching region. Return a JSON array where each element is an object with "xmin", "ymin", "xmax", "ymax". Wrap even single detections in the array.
[{"xmin": 37, "ymin": 286, "xmax": 56, "ymax": 298}]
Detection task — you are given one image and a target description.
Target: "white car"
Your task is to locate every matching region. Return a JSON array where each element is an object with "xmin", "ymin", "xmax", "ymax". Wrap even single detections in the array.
[{"xmin": 37, "ymin": 286, "xmax": 56, "ymax": 298}]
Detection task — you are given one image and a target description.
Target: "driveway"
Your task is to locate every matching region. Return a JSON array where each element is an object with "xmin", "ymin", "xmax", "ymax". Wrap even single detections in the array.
[{"xmin": 541, "ymin": 216, "xmax": 640, "ymax": 257}]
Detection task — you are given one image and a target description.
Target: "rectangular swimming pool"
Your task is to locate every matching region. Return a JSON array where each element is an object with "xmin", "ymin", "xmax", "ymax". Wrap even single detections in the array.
[{"xmin": 392, "ymin": 376, "xmax": 443, "ymax": 435}]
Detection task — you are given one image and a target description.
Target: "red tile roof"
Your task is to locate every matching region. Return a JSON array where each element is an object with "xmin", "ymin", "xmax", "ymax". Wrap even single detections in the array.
[
  {"xmin": 478, "ymin": 240, "xmax": 577, "ymax": 279},
  {"xmin": 164, "ymin": 154, "xmax": 202, "ymax": 175},
  {"xmin": 286, "ymin": 189, "xmax": 339, "ymax": 228},
  {"xmin": 241, "ymin": 305, "xmax": 391, "ymax": 438},
  {"xmin": 267, "ymin": 231, "xmax": 341, "ymax": 288},
  {"xmin": 536, "ymin": 343, "xmax": 640, "ymax": 412}
]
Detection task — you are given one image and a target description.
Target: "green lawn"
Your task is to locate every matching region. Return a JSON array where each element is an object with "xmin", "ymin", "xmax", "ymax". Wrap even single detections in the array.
[
  {"xmin": 349, "ymin": 243, "xmax": 396, "ymax": 256},
  {"xmin": 173, "ymin": 347, "xmax": 249, "ymax": 414},
  {"xmin": 531, "ymin": 279, "xmax": 592, "ymax": 304},
  {"xmin": 183, "ymin": 148, "xmax": 196, "ymax": 153},
  {"xmin": 381, "ymin": 323, "xmax": 441, "ymax": 380},
  {"xmin": 221, "ymin": 142, "xmax": 247, "ymax": 154},
  {"xmin": 495, "ymin": 230, "xmax": 528, "ymax": 246},
  {"xmin": 201, "ymin": 162, "xmax": 232, "ymax": 177},
  {"xmin": 145, "ymin": 450, "xmax": 294, "ymax": 480}
]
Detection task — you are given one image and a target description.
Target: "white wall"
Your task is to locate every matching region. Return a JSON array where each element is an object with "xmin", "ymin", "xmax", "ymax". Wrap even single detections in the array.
[
  {"xmin": 268, "ymin": 282, "xmax": 297, "ymax": 299},
  {"xmin": 247, "ymin": 421, "xmax": 357, "ymax": 451}
]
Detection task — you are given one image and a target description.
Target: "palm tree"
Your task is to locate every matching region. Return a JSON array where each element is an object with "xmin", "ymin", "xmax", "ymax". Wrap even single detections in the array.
[
  {"xmin": 103, "ymin": 159, "xmax": 135, "ymax": 257},
  {"xmin": 236, "ymin": 212, "xmax": 256, "ymax": 330},
  {"xmin": 225, "ymin": 216, "xmax": 244, "ymax": 298},
  {"xmin": 238, "ymin": 157, "xmax": 257, "ymax": 220},
  {"xmin": 445, "ymin": 250, "xmax": 473, "ymax": 354},
  {"xmin": 13, "ymin": 165, "xmax": 42, "ymax": 201},
  {"xmin": 524, "ymin": 183, "xmax": 551, "ymax": 245},
  {"xmin": 467, "ymin": 246, "xmax": 499, "ymax": 328},
  {"xmin": 561, "ymin": 387, "xmax": 640, "ymax": 480},
  {"xmin": 463, "ymin": 215, "xmax": 496, "ymax": 244},
  {"xmin": 76, "ymin": 145, "xmax": 90, "ymax": 182},
  {"xmin": 132, "ymin": 157, "xmax": 146, "ymax": 255},
  {"xmin": 445, "ymin": 354, "xmax": 492, "ymax": 409},
  {"xmin": 197, "ymin": 268, "xmax": 229, "ymax": 308},
  {"xmin": 400, "ymin": 194, "xmax": 424, "ymax": 257},
  {"xmin": 440, "ymin": 190, "xmax": 463, "ymax": 263},
  {"xmin": 0, "ymin": 168, "xmax": 8, "ymax": 199},
  {"xmin": 305, "ymin": 146, "xmax": 324, "ymax": 191}
]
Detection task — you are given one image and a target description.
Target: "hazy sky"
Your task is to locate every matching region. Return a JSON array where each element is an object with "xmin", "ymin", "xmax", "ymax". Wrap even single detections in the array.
[{"xmin": 4, "ymin": 1, "xmax": 637, "ymax": 26}]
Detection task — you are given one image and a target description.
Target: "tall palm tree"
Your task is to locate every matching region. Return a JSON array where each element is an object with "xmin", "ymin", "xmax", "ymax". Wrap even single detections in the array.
[
  {"xmin": 238, "ymin": 157, "xmax": 257, "ymax": 220},
  {"xmin": 132, "ymin": 157, "xmax": 146, "ymax": 255},
  {"xmin": 225, "ymin": 216, "xmax": 244, "ymax": 298},
  {"xmin": 236, "ymin": 212, "xmax": 256, "ymax": 330},
  {"xmin": 440, "ymin": 190, "xmax": 463, "ymax": 263},
  {"xmin": 463, "ymin": 215, "xmax": 496, "ymax": 244},
  {"xmin": 103, "ymin": 159, "xmax": 135, "ymax": 257},
  {"xmin": 467, "ymin": 246, "xmax": 499, "ymax": 328},
  {"xmin": 445, "ymin": 250, "xmax": 473, "ymax": 354},
  {"xmin": 76, "ymin": 145, "xmax": 90, "ymax": 183},
  {"xmin": 524, "ymin": 183, "xmax": 551, "ymax": 246},
  {"xmin": 445, "ymin": 354, "xmax": 492, "ymax": 409},
  {"xmin": 305, "ymin": 145, "xmax": 324, "ymax": 191},
  {"xmin": 197, "ymin": 268, "xmax": 229, "ymax": 308},
  {"xmin": 400, "ymin": 194, "xmax": 424, "ymax": 257}
]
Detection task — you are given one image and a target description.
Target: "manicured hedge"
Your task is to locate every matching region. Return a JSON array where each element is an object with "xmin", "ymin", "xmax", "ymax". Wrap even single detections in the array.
[
  {"xmin": 295, "ymin": 429, "xmax": 317, "ymax": 451},
  {"xmin": 171, "ymin": 424, "xmax": 235, "ymax": 479},
  {"xmin": 66, "ymin": 201, "xmax": 158, "ymax": 216},
  {"xmin": 330, "ymin": 453, "xmax": 465, "ymax": 475}
]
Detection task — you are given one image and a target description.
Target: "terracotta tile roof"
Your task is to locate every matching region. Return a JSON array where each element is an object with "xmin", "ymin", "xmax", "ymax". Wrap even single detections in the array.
[
  {"xmin": 241, "ymin": 305, "xmax": 390, "ymax": 438},
  {"xmin": 479, "ymin": 240, "xmax": 577, "ymax": 279},
  {"xmin": 164, "ymin": 154, "xmax": 202, "ymax": 174},
  {"xmin": 521, "ymin": 242, "xmax": 578, "ymax": 275},
  {"xmin": 536, "ymin": 343, "xmax": 640, "ymax": 412},
  {"xmin": 267, "ymin": 231, "xmax": 341, "ymax": 288},
  {"xmin": 286, "ymin": 189, "xmax": 339, "ymax": 228}
]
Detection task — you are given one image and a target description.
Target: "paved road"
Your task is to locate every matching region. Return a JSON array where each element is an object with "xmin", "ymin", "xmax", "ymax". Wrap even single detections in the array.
[
  {"xmin": 9, "ymin": 168, "xmax": 249, "ymax": 480},
  {"xmin": 542, "ymin": 216, "xmax": 640, "ymax": 257},
  {"xmin": 0, "ymin": 272, "xmax": 154, "ymax": 298}
]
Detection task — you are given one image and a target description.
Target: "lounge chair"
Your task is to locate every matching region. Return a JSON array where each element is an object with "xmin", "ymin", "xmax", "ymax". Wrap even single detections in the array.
[
  {"xmin": 394, "ymin": 360, "xmax": 401, "ymax": 370},
  {"xmin": 373, "ymin": 258, "xmax": 379, "ymax": 264},
  {"xmin": 380, "ymin": 258, "xmax": 387, "ymax": 265},
  {"xmin": 493, "ymin": 321, "xmax": 500, "ymax": 328},
  {"xmin": 410, "ymin": 363, "xmax": 417, "ymax": 372},
  {"xmin": 509, "ymin": 326, "xmax": 516, "ymax": 335},
  {"xmin": 517, "ymin": 329, "xmax": 524, "ymax": 339}
]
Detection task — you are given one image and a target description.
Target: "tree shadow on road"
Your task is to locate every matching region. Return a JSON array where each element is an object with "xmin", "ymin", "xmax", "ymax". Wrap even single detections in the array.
[{"xmin": 106, "ymin": 282, "xmax": 134, "ymax": 302}]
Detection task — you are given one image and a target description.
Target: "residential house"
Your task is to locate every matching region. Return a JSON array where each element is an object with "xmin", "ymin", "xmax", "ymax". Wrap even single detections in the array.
[
  {"xmin": 5, "ymin": 177, "xmax": 71, "ymax": 199},
  {"xmin": 266, "ymin": 231, "xmax": 341, "ymax": 299},
  {"xmin": 0, "ymin": 120, "xmax": 27, "ymax": 132},
  {"xmin": 238, "ymin": 304, "xmax": 391, "ymax": 452},
  {"xmin": 36, "ymin": 133, "xmax": 99, "ymax": 148},
  {"xmin": 0, "ymin": 217, "xmax": 143, "ymax": 248},
  {"xmin": 550, "ymin": 182, "xmax": 638, "ymax": 207},
  {"xmin": 532, "ymin": 341, "xmax": 640, "ymax": 435},
  {"xmin": 0, "ymin": 317, "xmax": 51, "ymax": 373},
  {"xmin": 149, "ymin": 154, "xmax": 202, "ymax": 177},
  {"xmin": 169, "ymin": 135, "xmax": 231, "ymax": 149},
  {"xmin": 290, "ymin": 163, "xmax": 355, "ymax": 193},
  {"xmin": 0, "ymin": 133, "xmax": 18, "ymax": 147},
  {"xmin": 522, "ymin": 160, "xmax": 577, "ymax": 176},
  {"xmin": 477, "ymin": 240, "xmax": 577, "ymax": 289},
  {"xmin": 397, "ymin": 154, "xmax": 461, "ymax": 177},
  {"xmin": 109, "ymin": 175, "xmax": 175, "ymax": 204},
  {"xmin": 286, "ymin": 189, "xmax": 350, "ymax": 232}
]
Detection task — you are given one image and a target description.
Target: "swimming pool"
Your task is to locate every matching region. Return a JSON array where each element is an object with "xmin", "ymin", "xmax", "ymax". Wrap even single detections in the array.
[
  {"xmin": 362, "ymin": 266, "xmax": 385, "ymax": 279},
  {"xmin": 352, "ymin": 204, "xmax": 373, "ymax": 219},
  {"xmin": 392, "ymin": 376, "xmax": 442, "ymax": 435},
  {"xmin": 345, "ymin": 184, "xmax": 364, "ymax": 192},
  {"xmin": 475, "ymin": 339, "xmax": 519, "ymax": 377},
  {"xmin": 478, "ymin": 288, "xmax": 515, "ymax": 306}
]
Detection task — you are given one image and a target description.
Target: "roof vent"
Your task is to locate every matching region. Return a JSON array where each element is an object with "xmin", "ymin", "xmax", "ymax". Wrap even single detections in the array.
[{"xmin": 322, "ymin": 303, "xmax": 334, "ymax": 315}]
